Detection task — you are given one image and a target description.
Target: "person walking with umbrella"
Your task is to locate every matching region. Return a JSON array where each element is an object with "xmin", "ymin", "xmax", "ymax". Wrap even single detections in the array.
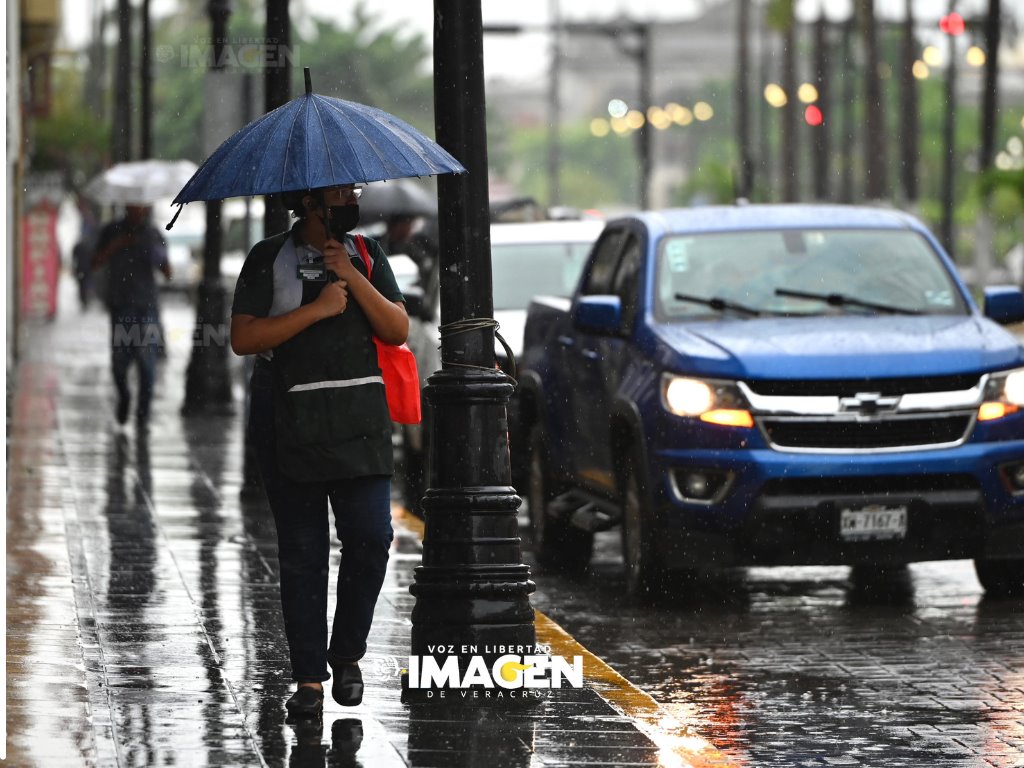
[
  {"xmin": 230, "ymin": 184, "xmax": 408, "ymax": 717},
  {"xmin": 91, "ymin": 203, "xmax": 172, "ymax": 430},
  {"xmin": 170, "ymin": 70, "xmax": 464, "ymax": 718}
]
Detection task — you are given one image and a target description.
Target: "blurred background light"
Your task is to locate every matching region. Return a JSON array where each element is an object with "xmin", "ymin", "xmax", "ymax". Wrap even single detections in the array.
[
  {"xmin": 764, "ymin": 83, "xmax": 787, "ymax": 108},
  {"xmin": 797, "ymin": 83, "xmax": 819, "ymax": 103},
  {"xmin": 607, "ymin": 98, "xmax": 629, "ymax": 119}
]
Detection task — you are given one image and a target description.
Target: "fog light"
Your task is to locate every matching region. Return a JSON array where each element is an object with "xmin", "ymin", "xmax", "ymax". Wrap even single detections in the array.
[
  {"xmin": 671, "ymin": 468, "xmax": 733, "ymax": 504},
  {"xmin": 685, "ymin": 472, "xmax": 710, "ymax": 498},
  {"xmin": 1002, "ymin": 461, "xmax": 1024, "ymax": 494}
]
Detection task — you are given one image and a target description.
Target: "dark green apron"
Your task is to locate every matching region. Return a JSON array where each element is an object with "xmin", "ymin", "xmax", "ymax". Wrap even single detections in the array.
[{"xmin": 266, "ymin": 237, "xmax": 393, "ymax": 482}]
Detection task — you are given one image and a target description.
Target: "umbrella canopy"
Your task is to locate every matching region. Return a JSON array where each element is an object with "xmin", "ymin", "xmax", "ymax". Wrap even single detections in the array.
[
  {"xmin": 172, "ymin": 71, "xmax": 465, "ymax": 206},
  {"xmin": 85, "ymin": 160, "xmax": 199, "ymax": 206},
  {"xmin": 359, "ymin": 179, "xmax": 437, "ymax": 223}
]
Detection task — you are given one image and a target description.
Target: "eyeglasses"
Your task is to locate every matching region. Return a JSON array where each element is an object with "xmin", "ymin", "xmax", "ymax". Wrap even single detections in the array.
[{"xmin": 335, "ymin": 186, "xmax": 364, "ymax": 203}]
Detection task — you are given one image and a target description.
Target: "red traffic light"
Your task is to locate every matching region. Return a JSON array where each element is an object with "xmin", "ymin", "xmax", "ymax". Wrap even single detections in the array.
[
  {"xmin": 804, "ymin": 105, "xmax": 824, "ymax": 127},
  {"xmin": 940, "ymin": 12, "xmax": 965, "ymax": 35}
]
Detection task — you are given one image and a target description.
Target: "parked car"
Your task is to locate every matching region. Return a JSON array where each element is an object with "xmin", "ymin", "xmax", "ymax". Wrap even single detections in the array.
[
  {"xmin": 518, "ymin": 205, "xmax": 1024, "ymax": 600},
  {"xmin": 158, "ymin": 198, "xmax": 205, "ymax": 295},
  {"xmin": 221, "ymin": 198, "xmax": 266, "ymax": 287},
  {"xmin": 401, "ymin": 219, "xmax": 605, "ymax": 511}
]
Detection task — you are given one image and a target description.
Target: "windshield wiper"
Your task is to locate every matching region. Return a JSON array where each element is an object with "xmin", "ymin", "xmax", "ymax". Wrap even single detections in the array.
[
  {"xmin": 675, "ymin": 292, "xmax": 762, "ymax": 317},
  {"xmin": 774, "ymin": 288, "xmax": 921, "ymax": 316}
]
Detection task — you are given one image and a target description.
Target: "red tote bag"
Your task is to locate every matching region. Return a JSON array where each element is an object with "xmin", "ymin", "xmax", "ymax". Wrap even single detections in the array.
[{"xmin": 354, "ymin": 236, "xmax": 422, "ymax": 425}]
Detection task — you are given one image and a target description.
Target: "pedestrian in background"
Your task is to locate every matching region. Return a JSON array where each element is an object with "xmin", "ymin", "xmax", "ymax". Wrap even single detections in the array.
[
  {"xmin": 91, "ymin": 204, "xmax": 171, "ymax": 430},
  {"xmin": 72, "ymin": 196, "xmax": 100, "ymax": 310},
  {"xmin": 230, "ymin": 183, "xmax": 408, "ymax": 718}
]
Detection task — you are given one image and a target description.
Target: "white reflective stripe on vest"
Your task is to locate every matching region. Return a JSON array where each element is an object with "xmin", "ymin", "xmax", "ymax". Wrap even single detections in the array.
[{"xmin": 287, "ymin": 376, "xmax": 384, "ymax": 393}]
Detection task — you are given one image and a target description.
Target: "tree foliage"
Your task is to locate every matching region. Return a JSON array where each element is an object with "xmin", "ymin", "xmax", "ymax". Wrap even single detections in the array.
[{"xmin": 38, "ymin": 0, "xmax": 436, "ymax": 182}]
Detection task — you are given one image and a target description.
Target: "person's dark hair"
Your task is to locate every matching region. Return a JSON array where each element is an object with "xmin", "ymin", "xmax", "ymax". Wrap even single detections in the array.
[{"xmin": 282, "ymin": 189, "xmax": 314, "ymax": 218}]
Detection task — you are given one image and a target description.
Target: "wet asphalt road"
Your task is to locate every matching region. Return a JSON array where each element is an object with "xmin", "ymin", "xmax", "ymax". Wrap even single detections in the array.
[{"xmin": 523, "ymin": 526, "xmax": 1024, "ymax": 767}]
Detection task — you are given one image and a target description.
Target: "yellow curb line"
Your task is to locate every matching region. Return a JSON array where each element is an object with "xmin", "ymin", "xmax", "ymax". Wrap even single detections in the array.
[{"xmin": 392, "ymin": 506, "xmax": 736, "ymax": 768}]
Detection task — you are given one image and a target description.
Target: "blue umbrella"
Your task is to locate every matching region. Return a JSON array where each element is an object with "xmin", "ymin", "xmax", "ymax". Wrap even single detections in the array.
[{"xmin": 171, "ymin": 70, "xmax": 465, "ymax": 207}]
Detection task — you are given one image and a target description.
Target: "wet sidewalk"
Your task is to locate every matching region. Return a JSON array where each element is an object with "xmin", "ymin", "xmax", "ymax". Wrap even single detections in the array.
[{"xmin": 6, "ymin": 280, "xmax": 730, "ymax": 767}]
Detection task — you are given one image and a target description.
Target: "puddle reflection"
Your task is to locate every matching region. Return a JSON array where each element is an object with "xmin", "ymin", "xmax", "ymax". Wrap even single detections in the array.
[
  {"xmin": 285, "ymin": 718, "xmax": 365, "ymax": 768},
  {"xmin": 406, "ymin": 705, "xmax": 536, "ymax": 768},
  {"xmin": 102, "ymin": 429, "xmax": 160, "ymax": 767}
]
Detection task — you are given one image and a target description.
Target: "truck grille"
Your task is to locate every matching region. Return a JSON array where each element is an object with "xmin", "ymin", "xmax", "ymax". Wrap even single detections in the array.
[
  {"xmin": 760, "ymin": 414, "xmax": 973, "ymax": 451},
  {"xmin": 747, "ymin": 375, "xmax": 981, "ymax": 397}
]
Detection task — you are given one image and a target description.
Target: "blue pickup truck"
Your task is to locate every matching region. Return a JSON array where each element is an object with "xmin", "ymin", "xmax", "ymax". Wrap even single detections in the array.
[{"xmin": 518, "ymin": 205, "xmax": 1024, "ymax": 601}]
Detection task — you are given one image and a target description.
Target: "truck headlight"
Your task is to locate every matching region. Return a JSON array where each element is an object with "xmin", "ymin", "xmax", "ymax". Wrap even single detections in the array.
[
  {"xmin": 661, "ymin": 375, "xmax": 754, "ymax": 427},
  {"xmin": 980, "ymin": 367, "xmax": 1024, "ymax": 421}
]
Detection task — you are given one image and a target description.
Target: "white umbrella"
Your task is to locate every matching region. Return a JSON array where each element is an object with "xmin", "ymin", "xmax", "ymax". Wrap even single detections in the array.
[{"xmin": 85, "ymin": 160, "xmax": 199, "ymax": 206}]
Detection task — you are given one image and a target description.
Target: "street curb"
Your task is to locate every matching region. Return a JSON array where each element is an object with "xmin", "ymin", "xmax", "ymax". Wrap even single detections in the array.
[{"xmin": 393, "ymin": 507, "xmax": 737, "ymax": 768}]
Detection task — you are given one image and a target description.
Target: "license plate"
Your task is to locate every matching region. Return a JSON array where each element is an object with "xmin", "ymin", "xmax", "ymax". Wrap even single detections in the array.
[{"xmin": 839, "ymin": 504, "xmax": 908, "ymax": 541}]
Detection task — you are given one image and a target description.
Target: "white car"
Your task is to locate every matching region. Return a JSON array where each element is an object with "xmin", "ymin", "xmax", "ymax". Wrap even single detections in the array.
[{"xmin": 402, "ymin": 218, "xmax": 605, "ymax": 508}]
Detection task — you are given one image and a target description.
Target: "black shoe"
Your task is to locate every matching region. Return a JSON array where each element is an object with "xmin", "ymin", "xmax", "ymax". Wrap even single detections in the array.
[
  {"xmin": 285, "ymin": 686, "xmax": 324, "ymax": 718},
  {"xmin": 332, "ymin": 665, "xmax": 363, "ymax": 707}
]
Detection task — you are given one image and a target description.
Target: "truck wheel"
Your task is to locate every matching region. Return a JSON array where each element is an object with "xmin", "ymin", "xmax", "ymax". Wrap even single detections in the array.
[
  {"xmin": 621, "ymin": 450, "xmax": 667, "ymax": 602},
  {"xmin": 527, "ymin": 424, "xmax": 593, "ymax": 572},
  {"xmin": 974, "ymin": 558, "xmax": 1024, "ymax": 598}
]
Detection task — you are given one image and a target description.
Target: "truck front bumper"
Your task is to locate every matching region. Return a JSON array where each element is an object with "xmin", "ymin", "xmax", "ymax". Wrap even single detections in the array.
[{"xmin": 650, "ymin": 440, "xmax": 1024, "ymax": 569}]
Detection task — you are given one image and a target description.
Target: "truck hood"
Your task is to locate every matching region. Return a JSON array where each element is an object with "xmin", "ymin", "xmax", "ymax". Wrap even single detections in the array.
[{"xmin": 654, "ymin": 314, "xmax": 1024, "ymax": 379}]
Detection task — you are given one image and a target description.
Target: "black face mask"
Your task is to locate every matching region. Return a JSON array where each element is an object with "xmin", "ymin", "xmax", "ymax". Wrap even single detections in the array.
[{"xmin": 324, "ymin": 205, "xmax": 360, "ymax": 239}]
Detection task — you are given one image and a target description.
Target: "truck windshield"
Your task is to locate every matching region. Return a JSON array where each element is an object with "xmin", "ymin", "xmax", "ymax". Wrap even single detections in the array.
[
  {"xmin": 491, "ymin": 241, "xmax": 593, "ymax": 311},
  {"xmin": 655, "ymin": 228, "xmax": 968, "ymax": 320}
]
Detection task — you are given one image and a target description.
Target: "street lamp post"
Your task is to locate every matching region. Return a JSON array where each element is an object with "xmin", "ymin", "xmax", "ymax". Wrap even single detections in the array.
[
  {"xmin": 407, "ymin": 0, "xmax": 536, "ymax": 696},
  {"xmin": 112, "ymin": 0, "xmax": 131, "ymax": 163},
  {"xmin": 263, "ymin": 0, "xmax": 292, "ymax": 239},
  {"xmin": 183, "ymin": 0, "xmax": 234, "ymax": 415},
  {"xmin": 939, "ymin": 7, "xmax": 963, "ymax": 258}
]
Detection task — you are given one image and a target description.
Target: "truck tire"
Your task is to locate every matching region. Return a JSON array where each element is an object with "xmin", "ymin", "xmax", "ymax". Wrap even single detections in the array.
[
  {"xmin": 527, "ymin": 423, "xmax": 593, "ymax": 572},
  {"xmin": 621, "ymin": 449, "xmax": 667, "ymax": 602},
  {"xmin": 974, "ymin": 558, "xmax": 1024, "ymax": 598}
]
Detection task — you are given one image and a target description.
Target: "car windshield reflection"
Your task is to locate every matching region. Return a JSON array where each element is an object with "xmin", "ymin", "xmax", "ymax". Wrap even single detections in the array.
[{"xmin": 655, "ymin": 228, "xmax": 968, "ymax": 321}]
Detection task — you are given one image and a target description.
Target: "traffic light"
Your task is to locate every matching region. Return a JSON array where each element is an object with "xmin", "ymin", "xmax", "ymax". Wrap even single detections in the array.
[
  {"xmin": 939, "ymin": 12, "xmax": 965, "ymax": 35},
  {"xmin": 804, "ymin": 104, "xmax": 823, "ymax": 127}
]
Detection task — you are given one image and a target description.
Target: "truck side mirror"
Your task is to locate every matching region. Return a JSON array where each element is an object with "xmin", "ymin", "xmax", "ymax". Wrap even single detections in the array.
[
  {"xmin": 572, "ymin": 295, "xmax": 622, "ymax": 334},
  {"xmin": 983, "ymin": 286, "xmax": 1024, "ymax": 325}
]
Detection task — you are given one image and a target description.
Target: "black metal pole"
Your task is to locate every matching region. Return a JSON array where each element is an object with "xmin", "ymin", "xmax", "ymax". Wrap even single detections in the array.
[
  {"xmin": 636, "ymin": 24, "xmax": 652, "ymax": 210},
  {"xmin": 861, "ymin": 0, "xmax": 888, "ymax": 200},
  {"xmin": 781, "ymin": 21, "xmax": 797, "ymax": 201},
  {"xmin": 758, "ymin": 6, "xmax": 773, "ymax": 200},
  {"xmin": 978, "ymin": 0, "xmax": 1000, "ymax": 174},
  {"xmin": 264, "ymin": 0, "xmax": 292, "ymax": 238},
  {"xmin": 547, "ymin": 0, "xmax": 562, "ymax": 207},
  {"xmin": 140, "ymin": 0, "xmax": 152, "ymax": 159},
  {"xmin": 407, "ymin": 0, "xmax": 536, "ymax": 696},
  {"xmin": 839, "ymin": 19, "xmax": 855, "ymax": 203},
  {"xmin": 940, "ymin": 12, "xmax": 958, "ymax": 257},
  {"xmin": 112, "ymin": 0, "xmax": 132, "ymax": 163},
  {"xmin": 736, "ymin": 0, "xmax": 754, "ymax": 200},
  {"xmin": 183, "ymin": 0, "xmax": 234, "ymax": 415},
  {"xmin": 899, "ymin": 0, "xmax": 920, "ymax": 204},
  {"xmin": 812, "ymin": 13, "xmax": 830, "ymax": 201}
]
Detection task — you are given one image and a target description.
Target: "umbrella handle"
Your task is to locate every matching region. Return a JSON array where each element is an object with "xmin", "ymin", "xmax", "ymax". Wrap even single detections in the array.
[{"xmin": 165, "ymin": 205, "xmax": 184, "ymax": 231}]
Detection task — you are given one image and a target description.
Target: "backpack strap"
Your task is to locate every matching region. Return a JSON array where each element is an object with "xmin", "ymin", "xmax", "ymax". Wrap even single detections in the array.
[{"xmin": 353, "ymin": 234, "xmax": 373, "ymax": 279}]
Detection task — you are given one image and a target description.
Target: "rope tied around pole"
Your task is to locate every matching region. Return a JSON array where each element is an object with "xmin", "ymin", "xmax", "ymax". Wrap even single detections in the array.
[{"xmin": 438, "ymin": 317, "xmax": 517, "ymax": 386}]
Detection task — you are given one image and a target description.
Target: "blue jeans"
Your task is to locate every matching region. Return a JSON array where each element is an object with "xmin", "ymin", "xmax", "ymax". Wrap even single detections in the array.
[
  {"xmin": 110, "ymin": 312, "xmax": 159, "ymax": 422},
  {"xmin": 250, "ymin": 361, "xmax": 393, "ymax": 683}
]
